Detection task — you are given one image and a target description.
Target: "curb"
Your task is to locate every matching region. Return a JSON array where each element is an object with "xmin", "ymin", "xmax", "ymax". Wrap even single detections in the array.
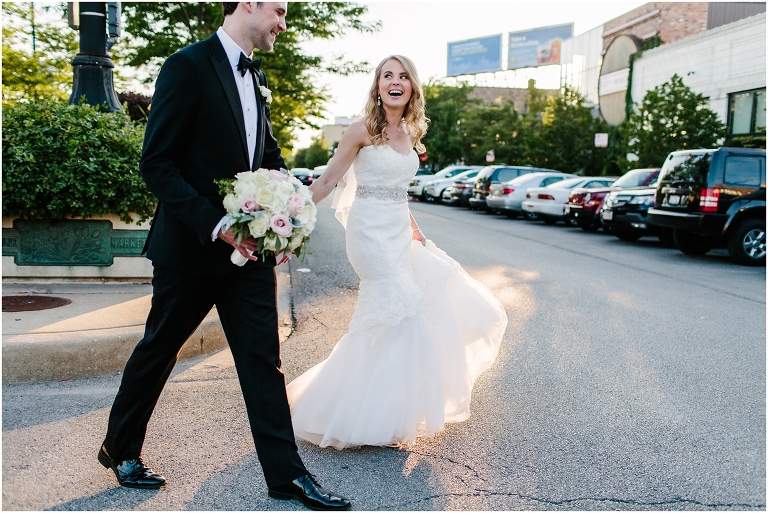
[{"xmin": 2, "ymin": 266, "xmax": 293, "ymax": 384}]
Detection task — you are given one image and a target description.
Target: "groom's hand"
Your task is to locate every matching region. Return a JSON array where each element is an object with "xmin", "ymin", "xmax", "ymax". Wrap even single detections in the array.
[
  {"xmin": 276, "ymin": 250, "xmax": 290, "ymax": 266},
  {"xmin": 218, "ymin": 228, "xmax": 260, "ymax": 262}
]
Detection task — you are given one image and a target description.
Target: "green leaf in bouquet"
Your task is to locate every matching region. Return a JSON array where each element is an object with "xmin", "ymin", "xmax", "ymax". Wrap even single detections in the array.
[{"xmin": 214, "ymin": 178, "xmax": 235, "ymax": 196}]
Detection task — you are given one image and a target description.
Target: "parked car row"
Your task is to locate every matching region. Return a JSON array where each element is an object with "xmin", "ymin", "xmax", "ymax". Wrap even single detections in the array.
[
  {"xmin": 291, "ymin": 165, "xmax": 330, "ymax": 186},
  {"xmin": 412, "ymin": 147, "xmax": 766, "ymax": 266}
]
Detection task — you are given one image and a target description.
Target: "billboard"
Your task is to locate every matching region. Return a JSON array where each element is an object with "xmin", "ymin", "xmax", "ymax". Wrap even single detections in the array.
[
  {"xmin": 447, "ymin": 34, "xmax": 502, "ymax": 77},
  {"xmin": 508, "ymin": 23, "xmax": 573, "ymax": 70}
]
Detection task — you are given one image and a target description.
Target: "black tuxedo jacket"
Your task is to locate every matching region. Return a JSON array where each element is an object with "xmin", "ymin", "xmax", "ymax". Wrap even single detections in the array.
[{"xmin": 140, "ymin": 33, "xmax": 285, "ymax": 276}]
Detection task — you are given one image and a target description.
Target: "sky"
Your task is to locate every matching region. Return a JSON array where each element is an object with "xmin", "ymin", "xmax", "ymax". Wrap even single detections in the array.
[{"xmin": 293, "ymin": 0, "xmax": 647, "ymax": 147}]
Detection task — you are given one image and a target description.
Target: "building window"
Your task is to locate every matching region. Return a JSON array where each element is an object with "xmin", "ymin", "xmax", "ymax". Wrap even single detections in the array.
[{"xmin": 728, "ymin": 88, "xmax": 766, "ymax": 135}]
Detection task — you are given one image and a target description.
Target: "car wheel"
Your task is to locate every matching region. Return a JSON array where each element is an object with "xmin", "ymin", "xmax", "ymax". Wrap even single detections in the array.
[
  {"xmin": 658, "ymin": 227, "xmax": 676, "ymax": 248},
  {"xmin": 613, "ymin": 229, "xmax": 643, "ymax": 242},
  {"xmin": 521, "ymin": 210, "xmax": 538, "ymax": 221},
  {"xmin": 727, "ymin": 219, "xmax": 766, "ymax": 266},
  {"xmin": 578, "ymin": 220, "xmax": 599, "ymax": 232},
  {"xmin": 505, "ymin": 211, "xmax": 519, "ymax": 219},
  {"xmin": 564, "ymin": 215, "xmax": 578, "ymax": 227},
  {"xmin": 673, "ymin": 229, "xmax": 713, "ymax": 256},
  {"xmin": 486, "ymin": 207, "xmax": 497, "ymax": 215},
  {"xmin": 541, "ymin": 215, "xmax": 558, "ymax": 225}
]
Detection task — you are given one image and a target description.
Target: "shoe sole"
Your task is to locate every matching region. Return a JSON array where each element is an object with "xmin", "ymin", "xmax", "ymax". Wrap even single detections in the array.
[
  {"xmin": 268, "ymin": 490, "xmax": 351, "ymax": 511},
  {"xmin": 98, "ymin": 449, "xmax": 165, "ymax": 489}
]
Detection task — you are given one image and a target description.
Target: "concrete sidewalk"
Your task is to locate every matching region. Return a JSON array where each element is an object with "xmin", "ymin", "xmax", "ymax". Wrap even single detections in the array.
[{"xmin": 1, "ymin": 267, "xmax": 293, "ymax": 384}]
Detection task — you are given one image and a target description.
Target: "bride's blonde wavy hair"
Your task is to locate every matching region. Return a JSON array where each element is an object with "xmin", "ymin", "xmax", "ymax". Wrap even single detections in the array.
[{"xmin": 363, "ymin": 55, "xmax": 429, "ymax": 154}]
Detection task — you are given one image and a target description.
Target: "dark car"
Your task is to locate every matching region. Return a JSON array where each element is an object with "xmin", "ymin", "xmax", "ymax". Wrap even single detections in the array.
[
  {"xmin": 469, "ymin": 165, "xmax": 559, "ymax": 211},
  {"xmin": 447, "ymin": 175, "xmax": 479, "ymax": 207},
  {"xmin": 566, "ymin": 168, "xmax": 659, "ymax": 231},
  {"xmin": 647, "ymin": 148, "xmax": 766, "ymax": 265},
  {"xmin": 601, "ymin": 187, "xmax": 675, "ymax": 246},
  {"xmin": 291, "ymin": 167, "xmax": 315, "ymax": 186}
]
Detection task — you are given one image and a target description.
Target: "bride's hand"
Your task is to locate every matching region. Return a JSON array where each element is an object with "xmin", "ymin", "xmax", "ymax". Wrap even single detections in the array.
[{"xmin": 412, "ymin": 228, "xmax": 426, "ymax": 246}]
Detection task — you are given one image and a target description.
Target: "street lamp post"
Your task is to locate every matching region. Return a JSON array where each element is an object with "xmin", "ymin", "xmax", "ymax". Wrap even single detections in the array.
[{"xmin": 68, "ymin": 2, "xmax": 120, "ymax": 111}]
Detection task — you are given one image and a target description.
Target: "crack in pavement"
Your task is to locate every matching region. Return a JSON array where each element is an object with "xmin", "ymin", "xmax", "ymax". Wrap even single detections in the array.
[
  {"xmin": 406, "ymin": 448, "xmax": 488, "ymax": 482},
  {"xmin": 383, "ymin": 489, "xmax": 765, "ymax": 510}
]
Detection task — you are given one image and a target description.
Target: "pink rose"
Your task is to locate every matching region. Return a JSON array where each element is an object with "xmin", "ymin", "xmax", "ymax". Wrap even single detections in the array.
[
  {"xmin": 270, "ymin": 214, "xmax": 293, "ymax": 237},
  {"xmin": 241, "ymin": 199, "xmax": 260, "ymax": 212},
  {"xmin": 287, "ymin": 195, "xmax": 305, "ymax": 216},
  {"xmin": 269, "ymin": 169, "xmax": 288, "ymax": 182}
]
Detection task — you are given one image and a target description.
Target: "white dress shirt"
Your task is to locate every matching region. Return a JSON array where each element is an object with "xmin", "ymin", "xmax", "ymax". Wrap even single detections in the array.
[{"xmin": 212, "ymin": 26, "xmax": 260, "ymax": 241}]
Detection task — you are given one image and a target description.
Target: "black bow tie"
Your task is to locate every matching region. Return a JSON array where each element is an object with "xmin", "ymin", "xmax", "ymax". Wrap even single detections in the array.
[{"xmin": 237, "ymin": 53, "xmax": 261, "ymax": 77}]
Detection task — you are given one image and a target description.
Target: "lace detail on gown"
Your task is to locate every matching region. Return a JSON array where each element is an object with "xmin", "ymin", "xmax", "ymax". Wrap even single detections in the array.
[{"xmin": 287, "ymin": 144, "xmax": 507, "ymax": 450}]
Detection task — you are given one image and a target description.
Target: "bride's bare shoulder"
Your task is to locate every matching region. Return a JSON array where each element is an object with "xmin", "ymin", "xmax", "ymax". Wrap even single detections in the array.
[{"xmin": 344, "ymin": 119, "xmax": 373, "ymax": 148}]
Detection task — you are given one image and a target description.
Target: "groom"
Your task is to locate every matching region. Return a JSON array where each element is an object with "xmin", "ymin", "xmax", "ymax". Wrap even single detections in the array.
[{"xmin": 98, "ymin": 3, "xmax": 350, "ymax": 510}]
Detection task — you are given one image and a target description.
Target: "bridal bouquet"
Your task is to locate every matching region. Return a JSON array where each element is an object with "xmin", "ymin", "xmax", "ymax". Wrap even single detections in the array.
[{"xmin": 216, "ymin": 168, "xmax": 316, "ymax": 266}]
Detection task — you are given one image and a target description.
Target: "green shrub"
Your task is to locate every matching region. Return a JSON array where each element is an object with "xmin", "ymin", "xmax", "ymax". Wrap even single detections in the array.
[{"xmin": 2, "ymin": 100, "xmax": 156, "ymax": 224}]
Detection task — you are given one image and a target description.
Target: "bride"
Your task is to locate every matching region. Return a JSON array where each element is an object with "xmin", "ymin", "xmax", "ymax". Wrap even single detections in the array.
[{"xmin": 288, "ymin": 55, "xmax": 507, "ymax": 449}]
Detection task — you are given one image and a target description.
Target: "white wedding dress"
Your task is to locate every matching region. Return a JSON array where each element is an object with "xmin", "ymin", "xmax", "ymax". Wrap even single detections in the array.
[{"xmin": 286, "ymin": 144, "xmax": 507, "ymax": 449}]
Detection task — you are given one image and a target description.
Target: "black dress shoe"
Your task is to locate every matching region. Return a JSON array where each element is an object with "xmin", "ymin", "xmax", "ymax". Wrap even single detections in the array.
[
  {"xmin": 268, "ymin": 474, "xmax": 351, "ymax": 511},
  {"xmin": 98, "ymin": 445, "xmax": 166, "ymax": 489}
]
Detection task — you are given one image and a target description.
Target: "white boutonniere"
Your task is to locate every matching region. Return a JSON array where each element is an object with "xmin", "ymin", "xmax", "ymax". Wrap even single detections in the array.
[{"xmin": 259, "ymin": 85, "xmax": 272, "ymax": 104}]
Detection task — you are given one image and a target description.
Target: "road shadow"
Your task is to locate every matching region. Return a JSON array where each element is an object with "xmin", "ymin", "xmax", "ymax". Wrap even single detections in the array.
[
  {"xmin": 186, "ymin": 443, "xmax": 441, "ymax": 511},
  {"xmin": 45, "ymin": 486, "xmax": 160, "ymax": 511}
]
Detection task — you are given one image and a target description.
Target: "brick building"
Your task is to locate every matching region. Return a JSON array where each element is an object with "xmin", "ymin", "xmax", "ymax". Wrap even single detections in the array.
[{"xmin": 601, "ymin": 2, "xmax": 709, "ymax": 51}]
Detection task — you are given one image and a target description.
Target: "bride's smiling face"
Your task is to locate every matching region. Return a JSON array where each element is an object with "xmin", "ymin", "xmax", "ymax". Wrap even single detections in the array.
[{"xmin": 378, "ymin": 59, "xmax": 412, "ymax": 109}]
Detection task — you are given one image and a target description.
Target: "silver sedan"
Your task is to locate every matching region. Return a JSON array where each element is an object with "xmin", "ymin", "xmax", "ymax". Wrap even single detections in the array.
[{"xmin": 487, "ymin": 172, "xmax": 575, "ymax": 219}]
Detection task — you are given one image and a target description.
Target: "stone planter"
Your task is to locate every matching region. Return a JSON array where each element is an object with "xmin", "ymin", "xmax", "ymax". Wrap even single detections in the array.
[{"xmin": 2, "ymin": 214, "xmax": 153, "ymax": 280}]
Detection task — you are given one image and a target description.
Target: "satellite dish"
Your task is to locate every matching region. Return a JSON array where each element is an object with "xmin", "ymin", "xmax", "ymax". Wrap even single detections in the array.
[{"xmin": 598, "ymin": 35, "xmax": 642, "ymax": 126}]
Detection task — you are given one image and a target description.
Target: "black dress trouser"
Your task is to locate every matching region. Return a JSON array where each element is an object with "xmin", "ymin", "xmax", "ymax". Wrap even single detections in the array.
[{"xmin": 103, "ymin": 262, "xmax": 307, "ymax": 488}]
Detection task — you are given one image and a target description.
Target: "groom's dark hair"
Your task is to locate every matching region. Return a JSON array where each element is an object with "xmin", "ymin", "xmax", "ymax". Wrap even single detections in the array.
[{"xmin": 223, "ymin": 2, "xmax": 263, "ymax": 16}]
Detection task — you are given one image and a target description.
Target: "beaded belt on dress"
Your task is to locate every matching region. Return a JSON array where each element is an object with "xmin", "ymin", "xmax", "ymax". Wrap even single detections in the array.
[{"xmin": 355, "ymin": 185, "xmax": 408, "ymax": 201}]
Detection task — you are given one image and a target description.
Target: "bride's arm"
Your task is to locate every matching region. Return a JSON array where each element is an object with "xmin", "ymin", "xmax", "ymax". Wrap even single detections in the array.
[
  {"xmin": 309, "ymin": 121, "xmax": 369, "ymax": 205},
  {"xmin": 409, "ymin": 211, "xmax": 426, "ymax": 245}
]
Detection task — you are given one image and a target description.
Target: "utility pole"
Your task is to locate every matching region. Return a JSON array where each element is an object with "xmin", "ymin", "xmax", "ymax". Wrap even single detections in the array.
[{"xmin": 67, "ymin": 2, "xmax": 121, "ymax": 111}]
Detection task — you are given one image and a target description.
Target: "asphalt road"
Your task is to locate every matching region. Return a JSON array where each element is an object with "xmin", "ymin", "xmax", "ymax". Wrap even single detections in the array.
[{"xmin": 2, "ymin": 199, "xmax": 765, "ymax": 510}]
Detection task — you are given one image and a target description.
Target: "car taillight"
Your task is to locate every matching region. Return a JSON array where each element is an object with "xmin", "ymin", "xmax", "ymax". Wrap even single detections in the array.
[
  {"xmin": 502, "ymin": 187, "xmax": 515, "ymax": 195},
  {"xmin": 700, "ymin": 188, "xmax": 719, "ymax": 213},
  {"xmin": 526, "ymin": 193, "xmax": 531, "ymax": 198},
  {"xmin": 538, "ymin": 194, "xmax": 555, "ymax": 200},
  {"xmin": 458, "ymin": 184, "xmax": 472, "ymax": 190}
]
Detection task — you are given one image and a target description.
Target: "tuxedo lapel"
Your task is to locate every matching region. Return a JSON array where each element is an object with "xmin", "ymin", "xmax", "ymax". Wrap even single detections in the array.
[
  {"xmin": 208, "ymin": 34, "xmax": 249, "ymax": 166},
  {"xmin": 252, "ymin": 70, "xmax": 268, "ymax": 171}
]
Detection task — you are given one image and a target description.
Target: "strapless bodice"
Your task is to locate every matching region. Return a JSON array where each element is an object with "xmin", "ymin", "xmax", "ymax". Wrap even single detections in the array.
[{"xmin": 353, "ymin": 145, "xmax": 419, "ymax": 191}]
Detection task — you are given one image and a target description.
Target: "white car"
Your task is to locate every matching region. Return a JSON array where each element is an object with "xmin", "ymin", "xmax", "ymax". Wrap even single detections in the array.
[
  {"xmin": 423, "ymin": 168, "xmax": 482, "ymax": 203},
  {"xmin": 312, "ymin": 165, "xmax": 328, "ymax": 177},
  {"xmin": 408, "ymin": 165, "xmax": 477, "ymax": 200},
  {"xmin": 487, "ymin": 172, "xmax": 575, "ymax": 219},
  {"xmin": 521, "ymin": 177, "xmax": 617, "ymax": 225}
]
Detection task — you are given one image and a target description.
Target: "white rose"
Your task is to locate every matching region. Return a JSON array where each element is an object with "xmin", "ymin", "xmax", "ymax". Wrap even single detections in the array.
[
  {"xmin": 276, "ymin": 180, "xmax": 295, "ymax": 198},
  {"xmin": 234, "ymin": 181, "xmax": 259, "ymax": 200},
  {"xmin": 288, "ymin": 233, "xmax": 304, "ymax": 251},
  {"xmin": 223, "ymin": 194, "xmax": 241, "ymax": 214},
  {"xmin": 262, "ymin": 233, "xmax": 277, "ymax": 252},
  {"xmin": 248, "ymin": 213, "xmax": 270, "ymax": 238},
  {"xmin": 256, "ymin": 187, "xmax": 282, "ymax": 213}
]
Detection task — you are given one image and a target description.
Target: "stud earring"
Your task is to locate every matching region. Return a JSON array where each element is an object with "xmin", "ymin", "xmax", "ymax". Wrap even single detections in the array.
[{"xmin": 377, "ymin": 94, "xmax": 381, "ymax": 106}]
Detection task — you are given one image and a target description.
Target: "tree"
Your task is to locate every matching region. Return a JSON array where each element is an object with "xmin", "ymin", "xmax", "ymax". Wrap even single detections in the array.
[
  {"xmin": 2, "ymin": 3, "xmax": 78, "ymax": 102},
  {"xmin": 621, "ymin": 74, "xmax": 726, "ymax": 169},
  {"xmin": 422, "ymin": 81, "xmax": 473, "ymax": 170},
  {"xmin": 527, "ymin": 86, "xmax": 610, "ymax": 175},
  {"xmin": 460, "ymin": 100, "xmax": 527, "ymax": 166},
  {"xmin": 292, "ymin": 136, "xmax": 330, "ymax": 169},
  {"xmin": 120, "ymin": 2, "xmax": 379, "ymax": 151}
]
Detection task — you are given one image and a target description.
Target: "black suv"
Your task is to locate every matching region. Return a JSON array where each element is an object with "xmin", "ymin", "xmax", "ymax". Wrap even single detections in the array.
[
  {"xmin": 647, "ymin": 148, "xmax": 766, "ymax": 265},
  {"xmin": 470, "ymin": 165, "xmax": 558, "ymax": 211}
]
